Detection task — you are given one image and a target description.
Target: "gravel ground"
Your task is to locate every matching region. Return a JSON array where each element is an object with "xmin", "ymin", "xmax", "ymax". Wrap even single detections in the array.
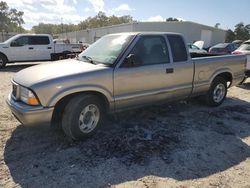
[{"xmin": 0, "ymin": 63, "xmax": 250, "ymax": 188}]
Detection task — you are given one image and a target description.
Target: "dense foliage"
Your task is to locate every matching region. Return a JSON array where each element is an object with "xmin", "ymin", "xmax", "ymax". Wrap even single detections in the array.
[
  {"xmin": 0, "ymin": 1, "xmax": 25, "ymax": 32},
  {"xmin": 32, "ymin": 12, "xmax": 134, "ymax": 35},
  {"xmin": 225, "ymin": 22, "xmax": 250, "ymax": 42},
  {"xmin": 166, "ymin": 17, "xmax": 179, "ymax": 22}
]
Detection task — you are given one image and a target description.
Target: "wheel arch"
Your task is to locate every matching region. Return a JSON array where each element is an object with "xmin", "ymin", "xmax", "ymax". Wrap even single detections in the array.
[
  {"xmin": 210, "ymin": 70, "xmax": 233, "ymax": 88},
  {"xmin": 51, "ymin": 90, "xmax": 112, "ymax": 126},
  {"xmin": 0, "ymin": 52, "xmax": 8, "ymax": 62}
]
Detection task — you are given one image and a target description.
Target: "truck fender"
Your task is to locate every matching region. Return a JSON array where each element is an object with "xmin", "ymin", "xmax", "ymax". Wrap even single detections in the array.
[
  {"xmin": 0, "ymin": 51, "xmax": 8, "ymax": 61},
  {"xmin": 209, "ymin": 68, "xmax": 233, "ymax": 84},
  {"xmin": 46, "ymin": 85, "xmax": 114, "ymax": 109}
]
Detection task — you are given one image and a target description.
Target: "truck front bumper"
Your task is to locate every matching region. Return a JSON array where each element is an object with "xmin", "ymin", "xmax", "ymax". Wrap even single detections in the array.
[{"xmin": 6, "ymin": 94, "xmax": 54, "ymax": 126}]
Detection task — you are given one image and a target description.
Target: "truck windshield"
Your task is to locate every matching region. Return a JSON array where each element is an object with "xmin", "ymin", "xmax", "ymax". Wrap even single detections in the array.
[{"xmin": 78, "ymin": 34, "xmax": 134, "ymax": 65}]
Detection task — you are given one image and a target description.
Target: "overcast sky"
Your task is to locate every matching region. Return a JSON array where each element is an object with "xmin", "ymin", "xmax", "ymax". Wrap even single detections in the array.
[{"xmin": 6, "ymin": 0, "xmax": 250, "ymax": 30}]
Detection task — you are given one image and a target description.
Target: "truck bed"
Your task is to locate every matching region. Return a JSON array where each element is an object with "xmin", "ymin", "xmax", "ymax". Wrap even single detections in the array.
[{"xmin": 191, "ymin": 54, "xmax": 246, "ymax": 95}]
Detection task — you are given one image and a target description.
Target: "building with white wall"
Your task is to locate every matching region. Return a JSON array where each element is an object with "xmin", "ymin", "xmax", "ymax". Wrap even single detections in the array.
[{"xmin": 58, "ymin": 21, "xmax": 226, "ymax": 48}]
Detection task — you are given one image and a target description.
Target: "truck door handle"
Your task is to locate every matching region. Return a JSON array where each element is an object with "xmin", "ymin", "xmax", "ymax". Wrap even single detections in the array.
[
  {"xmin": 48, "ymin": 47, "xmax": 52, "ymax": 49},
  {"xmin": 166, "ymin": 68, "xmax": 174, "ymax": 74},
  {"xmin": 28, "ymin": 47, "xmax": 34, "ymax": 50}
]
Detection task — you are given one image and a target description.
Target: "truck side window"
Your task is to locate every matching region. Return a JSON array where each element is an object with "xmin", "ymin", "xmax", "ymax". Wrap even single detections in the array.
[
  {"xmin": 130, "ymin": 36, "xmax": 170, "ymax": 66},
  {"xmin": 168, "ymin": 35, "xmax": 188, "ymax": 62},
  {"xmin": 29, "ymin": 36, "xmax": 50, "ymax": 45},
  {"xmin": 13, "ymin": 36, "xmax": 29, "ymax": 46}
]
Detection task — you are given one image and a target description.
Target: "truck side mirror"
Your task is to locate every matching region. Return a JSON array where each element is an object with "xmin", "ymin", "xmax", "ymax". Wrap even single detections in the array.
[{"xmin": 121, "ymin": 54, "xmax": 142, "ymax": 68}]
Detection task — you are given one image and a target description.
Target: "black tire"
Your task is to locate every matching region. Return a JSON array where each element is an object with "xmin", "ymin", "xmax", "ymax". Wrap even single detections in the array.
[
  {"xmin": 0, "ymin": 54, "xmax": 7, "ymax": 69},
  {"xmin": 51, "ymin": 54, "xmax": 59, "ymax": 61},
  {"xmin": 62, "ymin": 94, "xmax": 104, "ymax": 141},
  {"xmin": 206, "ymin": 76, "xmax": 227, "ymax": 107},
  {"xmin": 50, "ymin": 121, "xmax": 63, "ymax": 132}
]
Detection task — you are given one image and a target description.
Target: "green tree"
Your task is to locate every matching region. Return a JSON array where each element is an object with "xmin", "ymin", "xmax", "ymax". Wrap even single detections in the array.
[
  {"xmin": 246, "ymin": 24, "xmax": 250, "ymax": 31},
  {"xmin": 32, "ymin": 23, "xmax": 77, "ymax": 35},
  {"xmin": 0, "ymin": 1, "xmax": 24, "ymax": 32},
  {"xmin": 83, "ymin": 12, "xmax": 133, "ymax": 29},
  {"xmin": 234, "ymin": 22, "xmax": 250, "ymax": 40},
  {"xmin": 225, "ymin": 29, "xmax": 235, "ymax": 42},
  {"xmin": 166, "ymin": 17, "xmax": 179, "ymax": 22},
  {"xmin": 214, "ymin": 23, "xmax": 220, "ymax": 28},
  {"xmin": 33, "ymin": 12, "xmax": 134, "ymax": 35}
]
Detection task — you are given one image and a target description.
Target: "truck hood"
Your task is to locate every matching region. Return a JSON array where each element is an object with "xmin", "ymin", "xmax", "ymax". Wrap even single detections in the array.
[
  {"xmin": 193, "ymin": 41, "xmax": 204, "ymax": 49},
  {"xmin": 0, "ymin": 42, "xmax": 6, "ymax": 47},
  {"xmin": 13, "ymin": 59, "xmax": 109, "ymax": 87}
]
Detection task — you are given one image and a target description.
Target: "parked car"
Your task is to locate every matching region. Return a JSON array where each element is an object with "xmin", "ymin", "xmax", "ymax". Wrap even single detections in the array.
[
  {"xmin": 232, "ymin": 40, "xmax": 243, "ymax": 48},
  {"xmin": 188, "ymin": 43, "xmax": 207, "ymax": 54},
  {"xmin": 7, "ymin": 32, "xmax": 246, "ymax": 140},
  {"xmin": 232, "ymin": 40, "xmax": 250, "ymax": 55},
  {"xmin": 232, "ymin": 40, "xmax": 250, "ymax": 79},
  {"xmin": 209, "ymin": 43, "xmax": 237, "ymax": 55},
  {"xmin": 0, "ymin": 34, "xmax": 84, "ymax": 68}
]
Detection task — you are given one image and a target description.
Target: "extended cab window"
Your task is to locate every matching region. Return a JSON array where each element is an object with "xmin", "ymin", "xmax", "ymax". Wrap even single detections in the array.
[
  {"xmin": 168, "ymin": 35, "xmax": 188, "ymax": 62},
  {"xmin": 130, "ymin": 36, "xmax": 169, "ymax": 65},
  {"xmin": 30, "ymin": 36, "xmax": 50, "ymax": 45}
]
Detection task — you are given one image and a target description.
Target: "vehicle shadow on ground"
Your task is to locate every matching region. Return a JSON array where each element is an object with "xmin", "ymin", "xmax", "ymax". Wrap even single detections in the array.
[
  {"xmin": 4, "ymin": 98, "xmax": 250, "ymax": 187},
  {"xmin": 0, "ymin": 64, "xmax": 37, "ymax": 73},
  {"xmin": 238, "ymin": 82, "xmax": 250, "ymax": 90}
]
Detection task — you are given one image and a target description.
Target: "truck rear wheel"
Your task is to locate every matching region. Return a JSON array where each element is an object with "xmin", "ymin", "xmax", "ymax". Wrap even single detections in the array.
[
  {"xmin": 206, "ymin": 77, "xmax": 227, "ymax": 106},
  {"xmin": 62, "ymin": 94, "xmax": 103, "ymax": 141},
  {"xmin": 0, "ymin": 54, "xmax": 7, "ymax": 69}
]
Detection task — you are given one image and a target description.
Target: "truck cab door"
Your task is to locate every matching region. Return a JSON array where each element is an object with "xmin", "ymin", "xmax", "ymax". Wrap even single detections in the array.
[
  {"xmin": 29, "ymin": 36, "xmax": 53, "ymax": 60},
  {"xmin": 114, "ymin": 35, "xmax": 174, "ymax": 111},
  {"xmin": 165, "ymin": 34, "xmax": 194, "ymax": 99},
  {"xmin": 9, "ymin": 36, "xmax": 35, "ymax": 61}
]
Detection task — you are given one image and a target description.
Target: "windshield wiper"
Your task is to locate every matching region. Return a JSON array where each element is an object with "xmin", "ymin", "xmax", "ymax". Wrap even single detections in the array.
[{"xmin": 81, "ymin": 55, "xmax": 97, "ymax": 65}]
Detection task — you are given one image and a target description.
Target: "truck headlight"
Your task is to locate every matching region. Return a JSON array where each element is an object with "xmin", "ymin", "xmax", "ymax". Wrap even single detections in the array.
[{"xmin": 20, "ymin": 86, "xmax": 40, "ymax": 106}]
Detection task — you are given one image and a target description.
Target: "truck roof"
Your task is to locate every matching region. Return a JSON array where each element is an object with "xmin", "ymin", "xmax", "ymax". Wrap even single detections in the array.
[{"xmin": 13, "ymin": 33, "xmax": 51, "ymax": 37}]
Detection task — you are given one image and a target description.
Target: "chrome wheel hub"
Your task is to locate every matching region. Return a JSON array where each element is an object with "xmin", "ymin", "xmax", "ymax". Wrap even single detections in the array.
[
  {"xmin": 78, "ymin": 104, "xmax": 100, "ymax": 133},
  {"xmin": 213, "ymin": 83, "xmax": 225, "ymax": 103}
]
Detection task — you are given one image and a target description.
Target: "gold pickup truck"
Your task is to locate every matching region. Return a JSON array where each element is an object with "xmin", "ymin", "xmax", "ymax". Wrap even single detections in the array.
[{"xmin": 6, "ymin": 32, "xmax": 247, "ymax": 140}]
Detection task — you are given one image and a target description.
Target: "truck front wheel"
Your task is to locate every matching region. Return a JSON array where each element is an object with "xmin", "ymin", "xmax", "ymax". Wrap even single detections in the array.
[
  {"xmin": 62, "ymin": 94, "xmax": 103, "ymax": 141},
  {"xmin": 0, "ymin": 54, "xmax": 7, "ymax": 69},
  {"xmin": 206, "ymin": 77, "xmax": 227, "ymax": 106}
]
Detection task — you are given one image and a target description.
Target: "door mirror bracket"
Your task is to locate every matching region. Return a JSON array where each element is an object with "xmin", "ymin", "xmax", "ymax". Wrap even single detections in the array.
[{"xmin": 122, "ymin": 54, "xmax": 142, "ymax": 68}]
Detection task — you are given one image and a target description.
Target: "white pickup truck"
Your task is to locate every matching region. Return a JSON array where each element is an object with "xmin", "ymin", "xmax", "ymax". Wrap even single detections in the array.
[{"xmin": 0, "ymin": 34, "xmax": 83, "ymax": 68}]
